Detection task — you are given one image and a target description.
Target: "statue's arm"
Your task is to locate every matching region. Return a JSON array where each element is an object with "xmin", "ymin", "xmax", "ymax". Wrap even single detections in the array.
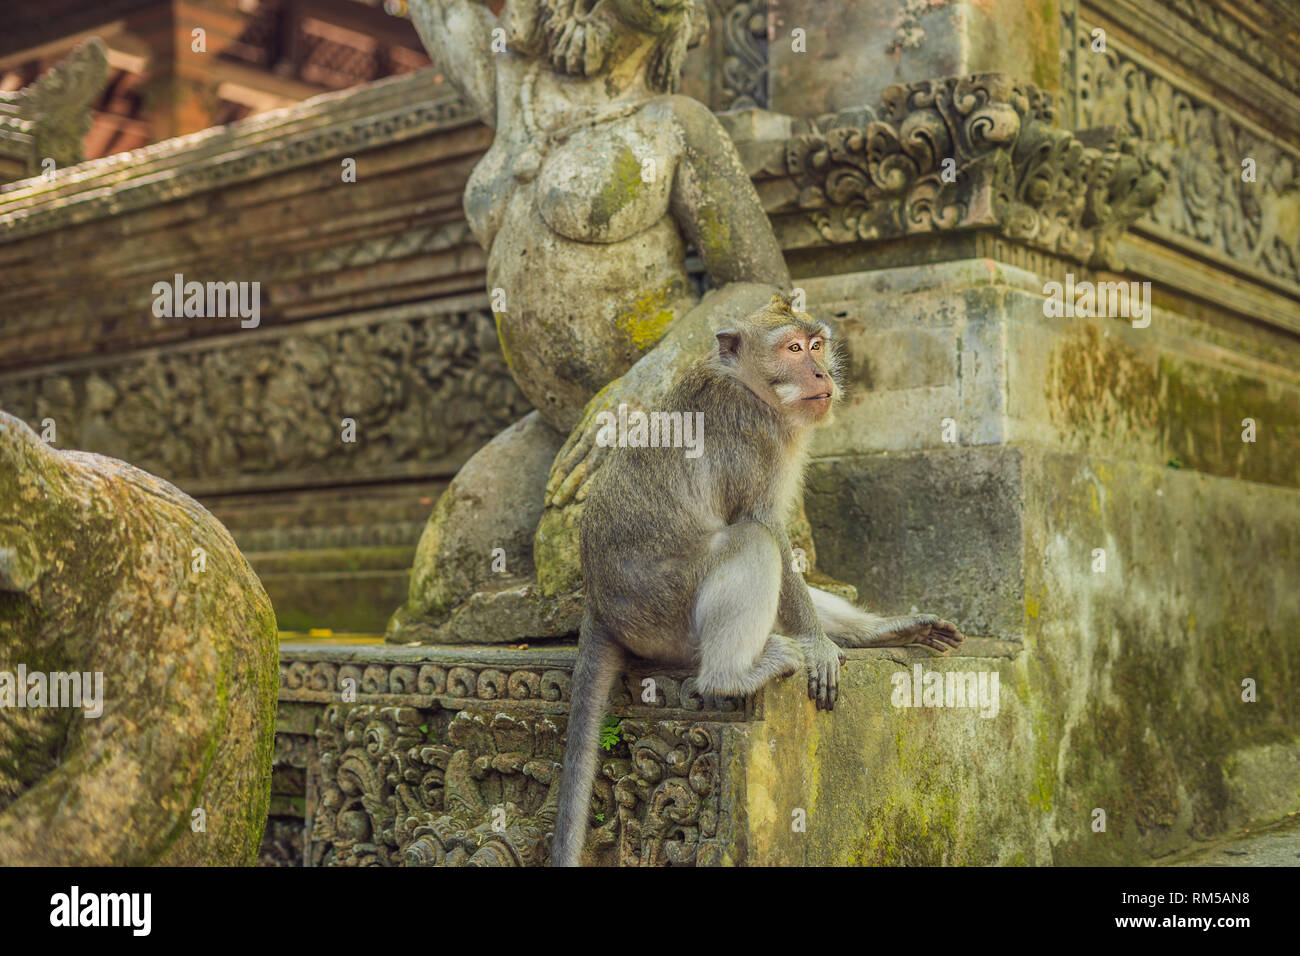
[
  {"xmin": 409, "ymin": 0, "xmax": 501, "ymax": 127},
  {"xmin": 666, "ymin": 95, "xmax": 791, "ymax": 288}
]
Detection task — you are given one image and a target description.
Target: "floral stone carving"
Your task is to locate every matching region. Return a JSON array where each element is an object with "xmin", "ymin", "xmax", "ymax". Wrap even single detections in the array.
[
  {"xmin": 784, "ymin": 73, "xmax": 1166, "ymax": 270},
  {"xmin": 310, "ymin": 703, "xmax": 732, "ymax": 866}
]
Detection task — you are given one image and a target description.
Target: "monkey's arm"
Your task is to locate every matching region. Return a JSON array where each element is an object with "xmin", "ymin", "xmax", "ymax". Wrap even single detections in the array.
[
  {"xmin": 0, "ymin": 638, "xmax": 219, "ymax": 864},
  {"xmin": 771, "ymin": 528, "xmax": 844, "ymax": 710},
  {"xmin": 408, "ymin": 0, "xmax": 500, "ymax": 126},
  {"xmin": 667, "ymin": 95, "xmax": 790, "ymax": 287}
]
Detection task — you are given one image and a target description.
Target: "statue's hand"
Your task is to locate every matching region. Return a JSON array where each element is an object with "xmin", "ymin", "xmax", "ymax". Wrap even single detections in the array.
[
  {"xmin": 545, "ymin": 361, "xmax": 672, "ymax": 509},
  {"xmin": 545, "ymin": 282, "xmax": 789, "ymax": 509}
]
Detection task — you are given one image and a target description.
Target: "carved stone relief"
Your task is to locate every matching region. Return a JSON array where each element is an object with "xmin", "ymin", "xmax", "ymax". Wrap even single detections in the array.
[
  {"xmin": 277, "ymin": 654, "xmax": 746, "ymax": 715},
  {"xmin": 0, "ymin": 310, "xmax": 530, "ymax": 488},
  {"xmin": 0, "ymin": 38, "xmax": 108, "ymax": 182},
  {"xmin": 1145, "ymin": 0, "xmax": 1300, "ymax": 95},
  {"xmin": 308, "ymin": 703, "xmax": 732, "ymax": 866},
  {"xmin": 784, "ymin": 73, "xmax": 1166, "ymax": 270},
  {"xmin": 1074, "ymin": 30, "xmax": 1300, "ymax": 286},
  {"xmin": 715, "ymin": 0, "xmax": 769, "ymax": 110}
]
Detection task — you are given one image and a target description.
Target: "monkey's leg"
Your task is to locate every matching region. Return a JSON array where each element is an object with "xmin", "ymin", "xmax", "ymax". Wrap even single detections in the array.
[
  {"xmin": 702, "ymin": 632, "xmax": 805, "ymax": 700},
  {"xmin": 551, "ymin": 617, "xmax": 625, "ymax": 867},
  {"xmin": 810, "ymin": 588, "xmax": 964, "ymax": 652},
  {"xmin": 690, "ymin": 521, "xmax": 800, "ymax": 697}
]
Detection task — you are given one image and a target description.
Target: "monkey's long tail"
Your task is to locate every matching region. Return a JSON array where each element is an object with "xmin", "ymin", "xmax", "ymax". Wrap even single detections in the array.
[
  {"xmin": 550, "ymin": 616, "xmax": 625, "ymax": 867},
  {"xmin": 809, "ymin": 587, "xmax": 893, "ymax": 647}
]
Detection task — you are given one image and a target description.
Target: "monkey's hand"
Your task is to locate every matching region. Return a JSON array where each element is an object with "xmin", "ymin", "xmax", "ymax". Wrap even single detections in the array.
[
  {"xmin": 872, "ymin": 615, "xmax": 965, "ymax": 653},
  {"xmin": 805, "ymin": 635, "xmax": 846, "ymax": 711}
]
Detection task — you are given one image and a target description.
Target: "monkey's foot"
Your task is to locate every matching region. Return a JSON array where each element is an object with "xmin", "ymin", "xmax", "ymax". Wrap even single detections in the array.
[{"xmin": 804, "ymin": 636, "xmax": 845, "ymax": 711}]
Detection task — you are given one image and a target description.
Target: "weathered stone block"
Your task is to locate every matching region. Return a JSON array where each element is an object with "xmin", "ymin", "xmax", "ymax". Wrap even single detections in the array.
[
  {"xmin": 767, "ymin": 0, "xmax": 1061, "ymax": 117},
  {"xmin": 806, "ymin": 447, "xmax": 1026, "ymax": 641},
  {"xmin": 1020, "ymin": 448, "xmax": 1300, "ymax": 861}
]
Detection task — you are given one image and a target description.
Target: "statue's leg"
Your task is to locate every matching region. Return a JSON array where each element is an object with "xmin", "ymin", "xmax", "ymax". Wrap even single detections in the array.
[{"xmin": 386, "ymin": 410, "xmax": 581, "ymax": 644}]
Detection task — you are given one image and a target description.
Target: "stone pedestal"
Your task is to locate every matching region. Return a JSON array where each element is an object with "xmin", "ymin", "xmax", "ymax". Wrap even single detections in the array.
[{"xmin": 270, "ymin": 638, "xmax": 1028, "ymax": 866}]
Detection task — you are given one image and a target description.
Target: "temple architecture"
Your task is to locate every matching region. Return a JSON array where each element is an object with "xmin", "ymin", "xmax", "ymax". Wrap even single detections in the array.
[{"xmin": 1, "ymin": 0, "xmax": 1297, "ymax": 866}]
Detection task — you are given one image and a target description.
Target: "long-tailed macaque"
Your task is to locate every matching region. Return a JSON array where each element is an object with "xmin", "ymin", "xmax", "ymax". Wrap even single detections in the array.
[{"xmin": 550, "ymin": 295, "xmax": 964, "ymax": 866}]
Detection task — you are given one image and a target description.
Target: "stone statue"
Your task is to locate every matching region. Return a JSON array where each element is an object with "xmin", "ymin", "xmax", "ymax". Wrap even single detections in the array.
[
  {"xmin": 0, "ymin": 412, "xmax": 278, "ymax": 865},
  {"xmin": 0, "ymin": 38, "xmax": 108, "ymax": 184},
  {"xmin": 393, "ymin": 0, "xmax": 796, "ymax": 643}
]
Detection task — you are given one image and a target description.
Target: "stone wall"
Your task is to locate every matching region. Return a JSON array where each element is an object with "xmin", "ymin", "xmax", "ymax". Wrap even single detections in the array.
[{"xmin": 0, "ymin": 74, "xmax": 526, "ymax": 633}]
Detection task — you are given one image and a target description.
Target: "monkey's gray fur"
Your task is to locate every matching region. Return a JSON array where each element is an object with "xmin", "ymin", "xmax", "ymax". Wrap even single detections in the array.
[{"xmin": 550, "ymin": 295, "xmax": 963, "ymax": 865}]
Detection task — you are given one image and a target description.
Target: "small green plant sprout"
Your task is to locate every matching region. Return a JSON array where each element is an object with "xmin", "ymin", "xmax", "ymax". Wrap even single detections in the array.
[{"xmin": 599, "ymin": 716, "xmax": 621, "ymax": 751}]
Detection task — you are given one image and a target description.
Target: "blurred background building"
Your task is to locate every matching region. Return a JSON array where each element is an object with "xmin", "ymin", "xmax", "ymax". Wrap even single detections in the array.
[{"xmin": 1, "ymin": 0, "xmax": 431, "ymax": 163}]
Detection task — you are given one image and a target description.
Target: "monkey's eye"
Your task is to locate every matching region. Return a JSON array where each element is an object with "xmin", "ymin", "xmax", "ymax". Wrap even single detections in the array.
[
  {"xmin": 810, "ymin": 340, "xmax": 822, "ymax": 351},
  {"xmin": 788, "ymin": 343, "xmax": 802, "ymax": 353}
]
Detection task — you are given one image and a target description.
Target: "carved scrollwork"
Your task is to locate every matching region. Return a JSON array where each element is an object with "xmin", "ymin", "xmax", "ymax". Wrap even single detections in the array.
[
  {"xmin": 417, "ymin": 664, "xmax": 447, "ymax": 695},
  {"xmin": 310, "ymin": 703, "xmax": 730, "ymax": 866},
  {"xmin": 272, "ymin": 732, "xmax": 311, "ymax": 770},
  {"xmin": 279, "ymin": 654, "xmax": 746, "ymax": 712},
  {"xmin": 785, "ymin": 72, "xmax": 1165, "ymax": 269},
  {"xmin": 312, "ymin": 704, "xmax": 564, "ymax": 866},
  {"xmin": 0, "ymin": 310, "xmax": 531, "ymax": 488},
  {"xmin": 611, "ymin": 721, "xmax": 724, "ymax": 866},
  {"xmin": 715, "ymin": 0, "xmax": 768, "ymax": 110},
  {"xmin": 0, "ymin": 38, "xmax": 108, "ymax": 182},
  {"xmin": 1075, "ymin": 37, "xmax": 1300, "ymax": 284}
]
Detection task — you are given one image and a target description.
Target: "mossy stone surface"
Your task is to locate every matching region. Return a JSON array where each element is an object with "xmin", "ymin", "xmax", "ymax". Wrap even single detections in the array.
[{"xmin": 0, "ymin": 412, "xmax": 278, "ymax": 865}]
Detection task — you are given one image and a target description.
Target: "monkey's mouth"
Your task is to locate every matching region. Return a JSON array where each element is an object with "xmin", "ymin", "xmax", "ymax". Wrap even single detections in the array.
[{"xmin": 803, "ymin": 392, "xmax": 832, "ymax": 402}]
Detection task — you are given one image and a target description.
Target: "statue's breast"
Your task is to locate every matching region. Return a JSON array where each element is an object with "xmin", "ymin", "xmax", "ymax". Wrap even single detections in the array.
[
  {"xmin": 464, "ymin": 145, "xmax": 512, "ymax": 250},
  {"xmin": 534, "ymin": 127, "xmax": 675, "ymax": 244}
]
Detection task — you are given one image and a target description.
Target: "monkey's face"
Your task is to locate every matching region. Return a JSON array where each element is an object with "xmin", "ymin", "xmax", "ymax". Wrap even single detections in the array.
[{"xmin": 765, "ymin": 325, "xmax": 838, "ymax": 425}]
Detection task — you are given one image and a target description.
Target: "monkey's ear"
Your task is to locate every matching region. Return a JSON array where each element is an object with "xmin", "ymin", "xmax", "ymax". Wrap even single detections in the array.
[{"xmin": 715, "ymin": 329, "xmax": 742, "ymax": 363}]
